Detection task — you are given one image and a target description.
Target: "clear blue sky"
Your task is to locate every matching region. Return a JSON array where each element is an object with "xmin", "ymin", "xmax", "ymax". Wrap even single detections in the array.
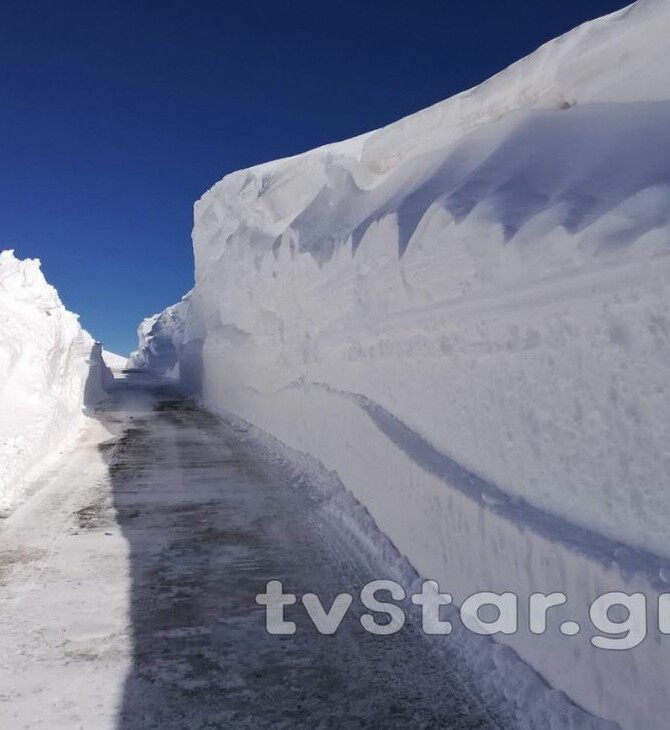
[{"xmin": 0, "ymin": 0, "xmax": 628, "ymax": 355}]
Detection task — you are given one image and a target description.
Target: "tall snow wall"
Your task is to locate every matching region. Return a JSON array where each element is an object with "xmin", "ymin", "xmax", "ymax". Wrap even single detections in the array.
[
  {"xmin": 128, "ymin": 292, "xmax": 204, "ymax": 395},
  {"xmin": 0, "ymin": 250, "xmax": 112, "ymax": 512},
  {"xmin": 135, "ymin": 1, "xmax": 670, "ymax": 726}
]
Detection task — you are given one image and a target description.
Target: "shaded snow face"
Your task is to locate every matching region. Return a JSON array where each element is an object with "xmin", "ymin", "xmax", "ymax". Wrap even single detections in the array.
[
  {"xmin": 187, "ymin": 98, "xmax": 670, "ymax": 725},
  {"xmin": 191, "ymin": 97, "xmax": 670, "ymax": 558},
  {"xmin": 267, "ymin": 101, "xmax": 670, "ymax": 266},
  {"xmin": 128, "ymin": 294, "xmax": 204, "ymax": 396}
]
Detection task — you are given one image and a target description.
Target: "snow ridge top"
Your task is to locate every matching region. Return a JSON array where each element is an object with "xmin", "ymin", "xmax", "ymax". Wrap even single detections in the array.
[
  {"xmin": 201, "ymin": 0, "xmax": 669, "ymax": 191},
  {"xmin": 0, "ymin": 249, "xmax": 63, "ymax": 312},
  {"xmin": 193, "ymin": 0, "xmax": 670, "ymax": 274}
]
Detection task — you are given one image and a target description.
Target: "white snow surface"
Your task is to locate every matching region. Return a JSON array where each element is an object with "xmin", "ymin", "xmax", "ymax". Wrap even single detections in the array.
[
  {"xmin": 0, "ymin": 250, "xmax": 111, "ymax": 513},
  {"xmin": 103, "ymin": 350, "xmax": 128, "ymax": 373},
  {"xmin": 134, "ymin": 1, "xmax": 670, "ymax": 727},
  {"xmin": 129, "ymin": 291, "xmax": 204, "ymax": 392}
]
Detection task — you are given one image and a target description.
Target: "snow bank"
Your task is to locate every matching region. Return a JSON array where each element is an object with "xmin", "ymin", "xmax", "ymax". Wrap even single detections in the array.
[
  {"xmin": 135, "ymin": 1, "xmax": 670, "ymax": 726},
  {"xmin": 0, "ymin": 251, "xmax": 112, "ymax": 512},
  {"xmin": 128, "ymin": 291, "xmax": 204, "ymax": 394}
]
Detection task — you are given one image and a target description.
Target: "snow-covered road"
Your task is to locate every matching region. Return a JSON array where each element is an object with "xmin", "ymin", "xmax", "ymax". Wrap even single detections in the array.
[{"xmin": 0, "ymin": 375, "xmax": 505, "ymax": 729}]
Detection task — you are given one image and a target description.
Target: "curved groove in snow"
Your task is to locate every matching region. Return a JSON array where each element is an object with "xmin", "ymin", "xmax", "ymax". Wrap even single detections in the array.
[{"xmin": 249, "ymin": 378, "xmax": 670, "ymax": 589}]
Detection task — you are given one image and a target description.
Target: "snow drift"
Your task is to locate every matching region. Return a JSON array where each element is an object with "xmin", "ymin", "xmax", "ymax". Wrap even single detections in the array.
[
  {"xmin": 134, "ymin": 1, "xmax": 670, "ymax": 726},
  {"xmin": 0, "ymin": 250, "xmax": 112, "ymax": 512}
]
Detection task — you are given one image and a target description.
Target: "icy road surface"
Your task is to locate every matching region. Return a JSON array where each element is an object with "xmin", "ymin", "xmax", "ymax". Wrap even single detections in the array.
[{"xmin": 0, "ymin": 375, "xmax": 502, "ymax": 729}]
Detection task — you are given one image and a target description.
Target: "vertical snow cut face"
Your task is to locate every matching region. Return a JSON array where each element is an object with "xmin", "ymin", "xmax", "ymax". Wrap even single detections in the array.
[
  {"xmin": 128, "ymin": 291, "xmax": 204, "ymax": 394},
  {"xmin": 191, "ymin": 0, "xmax": 670, "ymax": 559},
  {"xmin": 135, "ymin": 1, "xmax": 670, "ymax": 726},
  {"xmin": 0, "ymin": 250, "xmax": 112, "ymax": 512}
]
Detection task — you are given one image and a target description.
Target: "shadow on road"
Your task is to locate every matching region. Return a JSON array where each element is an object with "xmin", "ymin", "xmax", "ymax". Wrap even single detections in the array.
[{"xmin": 95, "ymin": 373, "xmax": 499, "ymax": 729}]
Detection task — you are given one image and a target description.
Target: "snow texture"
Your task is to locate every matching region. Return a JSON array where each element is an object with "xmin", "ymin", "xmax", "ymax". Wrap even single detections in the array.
[
  {"xmin": 0, "ymin": 250, "xmax": 112, "ymax": 513},
  {"xmin": 133, "ymin": 1, "xmax": 670, "ymax": 726},
  {"xmin": 103, "ymin": 349, "xmax": 129, "ymax": 373},
  {"xmin": 129, "ymin": 291, "xmax": 204, "ymax": 394}
]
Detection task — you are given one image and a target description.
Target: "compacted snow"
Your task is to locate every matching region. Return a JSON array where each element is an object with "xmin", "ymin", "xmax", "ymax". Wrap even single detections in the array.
[
  {"xmin": 129, "ymin": 0, "xmax": 670, "ymax": 726},
  {"xmin": 0, "ymin": 251, "xmax": 113, "ymax": 514}
]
